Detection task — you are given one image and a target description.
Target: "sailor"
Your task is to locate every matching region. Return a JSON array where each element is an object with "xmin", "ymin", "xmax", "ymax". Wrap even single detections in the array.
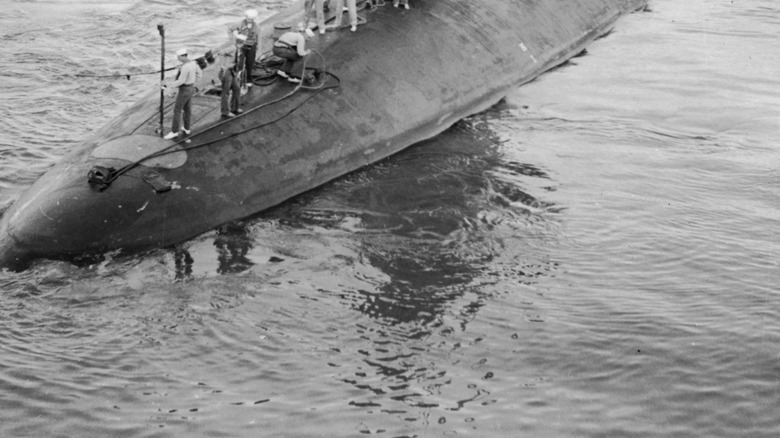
[
  {"xmin": 219, "ymin": 36, "xmax": 246, "ymax": 118},
  {"xmin": 273, "ymin": 24, "xmax": 312, "ymax": 83},
  {"xmin": 162, "ymin": 48, "xmax": 202, "ymax": 140},
  {"xmin": 393, "ymin": 0, "xmax": 410, "ymax": 9},
  {"xmin": 305, "ymin": 0, "xmax": 328, "ymax": 34},
  {"xmin": 227, "ymin": 9, "xmax": 261, "ymax": 88},
  {"xmin": 327, "ymin": 0, "xmax": 358, "ymax": 32}
]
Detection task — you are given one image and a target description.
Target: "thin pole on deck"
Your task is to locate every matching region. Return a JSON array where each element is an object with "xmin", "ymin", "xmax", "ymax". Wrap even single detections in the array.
[{"xmin": 157, "ymin": 24, "xmax": 165, "ymax": 137}]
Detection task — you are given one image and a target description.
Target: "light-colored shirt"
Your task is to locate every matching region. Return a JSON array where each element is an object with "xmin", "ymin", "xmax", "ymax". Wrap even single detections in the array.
[
  {"xmin": 228, "ymin": 19, "xmax": 261, "ymax": 46},
  {"xmin": 171, "ymin": 60, "xmax": 202, "ymax": 88},
  {"xmin": 275, "ymin": 32, "xmax": 307, "ymax": 57}
]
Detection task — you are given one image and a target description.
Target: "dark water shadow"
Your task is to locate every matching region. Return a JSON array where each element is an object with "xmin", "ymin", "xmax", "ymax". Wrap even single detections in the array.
[
  {"xmin": 251, "ymin": 100, "xmax": 564, "ymax": 419},
  {"xmin": 268, "ymin": 99, "xmax": 560, "ymax": 318}
]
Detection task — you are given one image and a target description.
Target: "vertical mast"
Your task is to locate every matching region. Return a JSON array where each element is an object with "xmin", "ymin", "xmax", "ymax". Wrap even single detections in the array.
[{"xmin": 157, "ymin": 24, "xmax": 165, "ymax": 137}]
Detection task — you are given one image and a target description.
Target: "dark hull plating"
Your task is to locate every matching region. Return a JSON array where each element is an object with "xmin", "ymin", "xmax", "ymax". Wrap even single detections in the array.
[{"xmin": 0, "ymin": 0, "xmax": 647, "ymax": 270}]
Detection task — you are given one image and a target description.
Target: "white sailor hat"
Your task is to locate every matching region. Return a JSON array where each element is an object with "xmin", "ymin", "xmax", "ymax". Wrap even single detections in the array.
[
  {"xmin": 175, "ymin": 48, "xmax": 188, "ymax": 56},
  {"xmin": 246, "ymin": 9, "xmax": 258, "ymax": 19}
]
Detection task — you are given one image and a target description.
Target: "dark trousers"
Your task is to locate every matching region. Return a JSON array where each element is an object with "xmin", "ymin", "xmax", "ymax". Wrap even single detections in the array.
[
  {"xmin": 272, "ymin": 46, "xmax": 305, "ymax": 78},
  {"xmin": 241, "ymin": 45, "xmax": 257, "ymax": 84},
  {"xmin": 221, "ymin": 69, "xmax": 240, "ymax": 115},
  {"xmin": 172, "ymin": 84, "xmax": 195, "ymax": 132}
]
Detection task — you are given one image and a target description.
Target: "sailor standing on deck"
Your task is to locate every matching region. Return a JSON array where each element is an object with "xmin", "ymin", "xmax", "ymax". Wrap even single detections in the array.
[
  {"xmin": 219, "ymin": 36, "xmax": 246, "ymax": 118},
  {"xmin": 305, "ymin": 0, "xmax": 328, "ymax": 34},
  {"xmin": 162, "ymin": 48, "xmax": 202, "ymax": 140},
  {"xmin": 326, "ymin": 0, "xmax": 358, "ymax": 32},
  {"xmin": 227, "ymin": 9, "xmax": 261, "ymax": 88}
]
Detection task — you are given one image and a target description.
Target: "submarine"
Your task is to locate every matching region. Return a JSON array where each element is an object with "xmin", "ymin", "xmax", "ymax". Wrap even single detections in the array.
[{"xmin": 0, "ymin": 0, "xmax": 647, "ymax": 270}]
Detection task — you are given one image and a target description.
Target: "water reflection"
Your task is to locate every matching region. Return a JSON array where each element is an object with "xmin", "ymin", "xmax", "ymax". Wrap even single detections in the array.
[
  {"xmin": 277, "ymin": 101, "xmax": 559, "ymax": 322},
  {"xmin": 173, "ymin": 247, "xmax": 194, "ymax": 280},
  {"xmin": 262, "ymin": 101, "xmax": 563, "ymax": 421},
  {"xmin": 212, "ymin": 222, "xmax": 255, "ymax": 275},
  {"xmin": 171, "ymin": 221, "xmax": 256, "ymax": 279}
]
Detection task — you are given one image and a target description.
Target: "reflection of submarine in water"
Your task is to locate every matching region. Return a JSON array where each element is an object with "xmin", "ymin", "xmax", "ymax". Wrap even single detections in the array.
[
  {"xmin": 174, "ymin": 103, "xmax": 554, "ymax": 280},
  {"xmin": 0, "ymin": 0, "xmax": 647, "ymax": 270}
]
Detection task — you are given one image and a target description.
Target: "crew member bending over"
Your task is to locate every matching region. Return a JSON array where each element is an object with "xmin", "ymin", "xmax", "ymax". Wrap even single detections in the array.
[
  {"xmin": 227, "ymin": 9, "xmax": 261, "ymax": 88},
  {"xmin": 162, "ymin": 48, "xmax": 202, "ymax": 140},
  {"xmin": 273, "ymin": 25, "xmax": 311, "ymax": 83}
]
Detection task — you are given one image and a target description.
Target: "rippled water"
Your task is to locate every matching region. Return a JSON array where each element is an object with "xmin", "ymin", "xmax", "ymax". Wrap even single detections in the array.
[{"xmin": 1, "ymin": 0, "xmax": 778, "ymax": 437}]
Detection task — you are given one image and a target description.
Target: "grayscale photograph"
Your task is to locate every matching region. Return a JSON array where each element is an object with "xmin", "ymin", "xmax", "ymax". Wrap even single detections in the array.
[{"xmin": 0, "ymin": 0, "xmax": 777, "ymax": 436}]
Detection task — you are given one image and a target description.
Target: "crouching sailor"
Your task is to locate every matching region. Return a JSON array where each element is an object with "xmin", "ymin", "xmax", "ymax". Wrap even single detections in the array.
[
  {"xmin": 273, "ymin": 24, "xmax": 311, "ymax": 83},
  {"xmin": 162, "ymin": 48, "xmax": 202, "ymax": 140}
]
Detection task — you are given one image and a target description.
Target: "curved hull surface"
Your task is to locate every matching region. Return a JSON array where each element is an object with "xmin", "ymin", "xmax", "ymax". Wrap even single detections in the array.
[{"xmin": 0, "ymin": 0, "xmax": 646, "ymax": 270}]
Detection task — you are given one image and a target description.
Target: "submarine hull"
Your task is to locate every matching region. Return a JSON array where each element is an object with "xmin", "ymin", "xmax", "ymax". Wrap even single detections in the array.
[{"xmin": 0, "ymin": 0, "xmax": 647, "ymax": 270}]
